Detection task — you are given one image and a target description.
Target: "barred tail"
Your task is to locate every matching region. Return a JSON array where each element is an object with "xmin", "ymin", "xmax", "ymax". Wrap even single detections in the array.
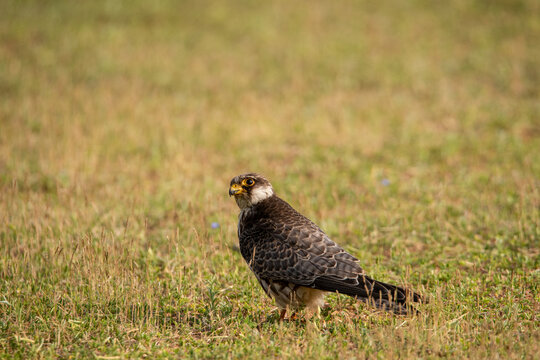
[{"xmin": 313, "ymin": 275, "xmax": 425, "ymax": 315}]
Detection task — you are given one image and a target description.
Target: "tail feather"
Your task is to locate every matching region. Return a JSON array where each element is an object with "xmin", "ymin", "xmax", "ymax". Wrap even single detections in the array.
[{"xmin": 312, "ymin": 275, "xmax": 425, "ymax": 314}]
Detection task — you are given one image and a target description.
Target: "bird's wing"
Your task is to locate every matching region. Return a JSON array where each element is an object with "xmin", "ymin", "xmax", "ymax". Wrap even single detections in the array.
[
  {"xmin": 240, "ymin": 209, "xmax": 369, "ymax": 287},
  {"xmin": 240, "ymin": 200, "xmax": 419, "ymax": 304}
]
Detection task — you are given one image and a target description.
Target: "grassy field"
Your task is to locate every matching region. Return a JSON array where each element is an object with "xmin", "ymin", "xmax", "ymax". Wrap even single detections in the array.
[{"xmin": 1, "ymin": 0, "xmax": 539, "ymax": 358}]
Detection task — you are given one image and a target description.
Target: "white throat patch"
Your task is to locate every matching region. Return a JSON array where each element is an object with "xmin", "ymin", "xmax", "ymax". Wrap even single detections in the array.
[{"xmin": 250, "ymin": 185, "xmax": 274, "ymax": 205}]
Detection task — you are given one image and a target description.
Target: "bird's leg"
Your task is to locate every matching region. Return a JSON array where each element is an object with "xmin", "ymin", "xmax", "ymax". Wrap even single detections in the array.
[{"xmin": 279, "ymin": 309, "xmax": 287, "ymax": 321}]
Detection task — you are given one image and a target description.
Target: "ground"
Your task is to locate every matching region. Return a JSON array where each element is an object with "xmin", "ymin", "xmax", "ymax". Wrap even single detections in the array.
[{"xmin": 0, "ymin": 0, "xmax": 539, "ymax": 358}]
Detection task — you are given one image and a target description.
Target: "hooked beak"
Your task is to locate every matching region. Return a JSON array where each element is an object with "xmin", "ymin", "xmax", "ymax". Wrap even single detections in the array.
[{"xmin": 229, "ymin": 183, "xmax": 244, "ymax": 196}]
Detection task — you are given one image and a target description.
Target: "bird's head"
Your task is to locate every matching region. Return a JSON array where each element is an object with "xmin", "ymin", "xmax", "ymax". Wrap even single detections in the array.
[{"xmin": 229, "ymin": 173, "xmax": 274, "ymax": 209}]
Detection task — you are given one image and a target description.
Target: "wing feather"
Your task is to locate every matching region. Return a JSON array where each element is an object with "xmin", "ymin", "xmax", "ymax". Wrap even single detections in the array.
[{"xmin": 238, "ymin": 195, "xmax": 422, "ymax": 305}]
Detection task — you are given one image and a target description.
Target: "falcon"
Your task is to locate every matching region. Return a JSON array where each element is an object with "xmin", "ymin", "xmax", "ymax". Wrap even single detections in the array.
[{"xmin": 229, "ymin": 173, "xmax": 424, "ymax": 320}]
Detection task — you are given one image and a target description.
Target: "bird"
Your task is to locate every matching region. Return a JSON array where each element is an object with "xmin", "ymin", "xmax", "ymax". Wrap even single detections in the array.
[{"xmin": 229, "ymin": 173, "xmax": 425, "ymax": 320}]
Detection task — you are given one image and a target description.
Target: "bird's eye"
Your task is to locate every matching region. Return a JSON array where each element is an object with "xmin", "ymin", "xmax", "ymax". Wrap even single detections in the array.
[{"xmin": 243, "ymin": 178, "xmax": 255, "ymax": 186}]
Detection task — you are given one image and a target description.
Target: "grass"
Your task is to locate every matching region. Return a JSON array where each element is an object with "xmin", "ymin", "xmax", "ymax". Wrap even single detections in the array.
[{"xmin": 0, "ymin": 0, "xmax": 539, "ymax": 358}]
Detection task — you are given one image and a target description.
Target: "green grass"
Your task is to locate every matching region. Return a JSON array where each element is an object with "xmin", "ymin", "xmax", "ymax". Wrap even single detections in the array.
[{"xmin": 1, "ymin": 0, "xmax": 539, "ymax": 358}]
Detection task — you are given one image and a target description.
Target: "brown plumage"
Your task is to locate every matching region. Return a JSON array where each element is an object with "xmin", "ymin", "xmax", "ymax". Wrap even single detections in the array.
[{"xmin": 229, "ymin": 173, "xmax": 424, "ymax": 319}]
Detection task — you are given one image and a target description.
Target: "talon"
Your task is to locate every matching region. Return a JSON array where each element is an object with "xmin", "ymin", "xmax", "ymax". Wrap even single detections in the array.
[{"xmin": 279, "ymin": 309, "xmax": 286, "ymax": 321}]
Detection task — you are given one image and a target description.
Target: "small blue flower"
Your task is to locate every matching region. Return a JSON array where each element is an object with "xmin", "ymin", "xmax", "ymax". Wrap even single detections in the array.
[
  {"xmin": 211, "ymin": 222, "xmax": 220, "ymax": 229},
  {"xmin": 381, "ymin": 178, "xmax": 390, "ymax": 186}
]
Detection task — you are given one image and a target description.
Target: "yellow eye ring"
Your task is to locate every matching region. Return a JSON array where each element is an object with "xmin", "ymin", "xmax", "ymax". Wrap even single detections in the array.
[{"xmin": 242, "ymin": 178, "xmax": 255, "ymax": 187}]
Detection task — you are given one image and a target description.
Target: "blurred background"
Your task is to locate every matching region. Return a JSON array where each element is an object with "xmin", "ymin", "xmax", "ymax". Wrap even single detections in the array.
[
  {"xmin": 0, "ymin": 0, "xmax": 538, "ymax": 357},
  {"xmin": 2, "ymin": 0, "xmax": 538, "ymax": 242}
]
